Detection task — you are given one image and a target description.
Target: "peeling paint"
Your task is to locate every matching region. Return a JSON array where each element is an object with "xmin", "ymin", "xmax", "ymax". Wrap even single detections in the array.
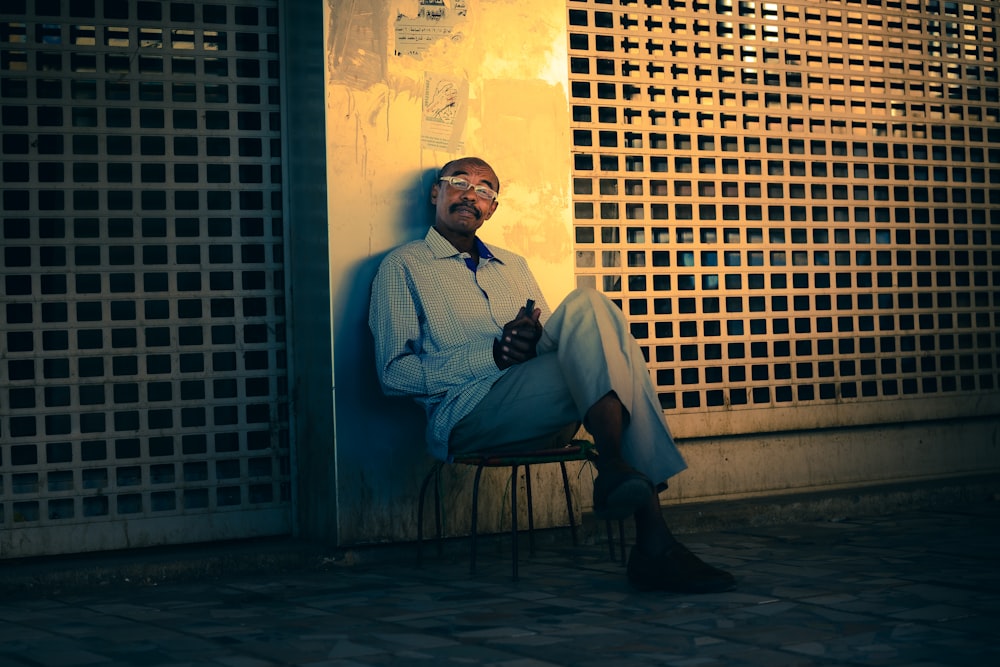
[{"xmin": 328, "ymin": 0, "xmax": 389, "ymax": 88}]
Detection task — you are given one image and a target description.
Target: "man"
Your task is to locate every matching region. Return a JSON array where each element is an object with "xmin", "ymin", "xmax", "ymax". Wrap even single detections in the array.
[{"xmin": 370, "ymin": 157, "xmax": 734, "ymax": 593}]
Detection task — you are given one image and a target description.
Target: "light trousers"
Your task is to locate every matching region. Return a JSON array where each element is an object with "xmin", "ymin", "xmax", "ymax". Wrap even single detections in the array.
[{"xmin": 449, "ymin": 287, "xmax": 687, "ymax": 485}]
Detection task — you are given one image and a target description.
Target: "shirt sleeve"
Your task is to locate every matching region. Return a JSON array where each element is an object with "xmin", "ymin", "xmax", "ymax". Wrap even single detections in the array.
[{"xmin": 369, "ymin": 254, "xmax": 501, "ymax": 399}]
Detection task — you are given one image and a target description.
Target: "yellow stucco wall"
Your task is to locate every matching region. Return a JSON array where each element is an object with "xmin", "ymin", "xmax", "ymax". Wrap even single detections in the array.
[
  {"xmin": 326, "ymin": 0, "xmax": 575, "ymax": 304},
  {"xmin": 323, "ymin": 0, "xmax": 579, "ymax": 543}
]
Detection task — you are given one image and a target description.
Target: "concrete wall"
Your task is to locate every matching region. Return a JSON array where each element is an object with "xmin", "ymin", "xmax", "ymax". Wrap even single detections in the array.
[
  {"xmin": 319, "ymin": 0, "xmax": 1000, "ymax": 546},
  {"xmin": 324, "ymin": 0, "xmax": 576, "ymax": 544}
]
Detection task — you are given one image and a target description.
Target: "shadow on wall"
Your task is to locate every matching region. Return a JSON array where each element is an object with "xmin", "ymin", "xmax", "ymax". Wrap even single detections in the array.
[{"xmin": 332, "ymin": 168, "xmax": 440, "ymax": 545}]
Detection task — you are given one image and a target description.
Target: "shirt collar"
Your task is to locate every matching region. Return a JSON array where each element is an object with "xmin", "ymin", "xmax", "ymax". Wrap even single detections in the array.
[{"xmin": 425, "ymin": 227, "xmax": 499, "ymax": 267}]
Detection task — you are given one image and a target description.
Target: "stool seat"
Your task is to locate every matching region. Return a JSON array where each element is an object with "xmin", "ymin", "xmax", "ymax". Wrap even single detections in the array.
[
  {"xmin": 417, "ymin": 440, "xmax": 626, "ymax": 580},
  {"xmin": 454, "ymin": 443, "xmax": 591, "ymax": 466}
]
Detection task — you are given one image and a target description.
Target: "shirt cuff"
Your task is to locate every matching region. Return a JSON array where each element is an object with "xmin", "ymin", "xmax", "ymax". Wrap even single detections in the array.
[{"xmin": 468, "ymin": 338, "xmax": 501, "ymax": 377}]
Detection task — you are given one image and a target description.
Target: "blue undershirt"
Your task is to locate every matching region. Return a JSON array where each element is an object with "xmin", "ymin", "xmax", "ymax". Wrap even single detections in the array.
[{"xmin": 463, "ymin": 237, "xmax": 494, "ymax": 272}]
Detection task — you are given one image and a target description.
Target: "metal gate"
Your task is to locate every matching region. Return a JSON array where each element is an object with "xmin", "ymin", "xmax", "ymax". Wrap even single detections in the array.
[
  {"xmin": 566, "ymin": 0, "xmax": 999, "ymax": 438},
  {"xmin": 1, "ymin": 0, "xmax": 291, "ymax": 558}
]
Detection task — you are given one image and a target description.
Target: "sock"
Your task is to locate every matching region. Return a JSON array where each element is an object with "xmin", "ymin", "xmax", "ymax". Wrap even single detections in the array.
[{"xmin": 633, "ymin": 493, "xmax": 678, "ymax": 557}]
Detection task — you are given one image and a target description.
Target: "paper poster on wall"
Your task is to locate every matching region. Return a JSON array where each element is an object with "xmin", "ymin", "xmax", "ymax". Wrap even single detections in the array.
[
  {"xmin": 422, "ymin": 73, "xmax": 467, "ymax": 152},
  {"xmin": 394, "ymin": 0, "xmax": 468, "ymax": 58}
]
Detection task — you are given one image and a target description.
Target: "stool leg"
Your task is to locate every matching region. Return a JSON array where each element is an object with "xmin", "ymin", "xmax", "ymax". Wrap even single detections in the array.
[
  {"xmin": 618, "ymin": 519, "xmax": 627, "ymax": 564},
  {"xmin": 559, "ymin": 461, "xmax": 578, "ymax": 546},
  {"xmin": 606, "ymin": 520, "xmax": 615, "ymax": 561},
  {"xmin": 416, "ymin": 466, "xmax": 436, "ymax": 565},
  {"xmin": 525, "ymin": 464, "xmax": 536, "ymax": 557},
  {"xmin": 470, "ymin": 464, "xmax": 486, "ymax": 575},
  {"xmin": 511, "ymin": 464, "xmax": 519, "ymax": 581},
  {"xmin": 434, "ymin": 468, "xmax": 443, "ymax": 557}
]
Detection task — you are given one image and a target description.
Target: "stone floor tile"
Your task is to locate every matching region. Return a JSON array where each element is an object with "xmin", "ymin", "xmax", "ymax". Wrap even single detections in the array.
[{"xmin": 2, "ymin": 502, "xmax": 998, "ymax": 667}]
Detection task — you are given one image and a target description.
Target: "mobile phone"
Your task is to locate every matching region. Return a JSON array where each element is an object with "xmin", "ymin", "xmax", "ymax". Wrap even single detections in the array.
[{"xmin": 524, "ymin": 299, "xmax": 535, "ymax": 316}]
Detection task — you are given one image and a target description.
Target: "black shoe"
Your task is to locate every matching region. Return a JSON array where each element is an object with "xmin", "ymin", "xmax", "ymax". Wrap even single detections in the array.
[
  {"xmin": 592, "ymin": 464, "xmax": 654, "ymax": 520},
  {"xmin": 627, "ymin": 543, "xmax": 736, "ymax": 594}
]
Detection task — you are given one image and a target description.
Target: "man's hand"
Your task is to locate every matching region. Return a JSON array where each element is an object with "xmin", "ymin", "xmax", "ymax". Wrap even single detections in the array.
[{"xmin": 493, "ymin": 305, "xmax": 542, "ymax": 370}]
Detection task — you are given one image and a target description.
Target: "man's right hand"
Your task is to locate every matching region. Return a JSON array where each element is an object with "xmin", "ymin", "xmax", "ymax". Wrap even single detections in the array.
[{"xmin": 493, "ymin": 305, "xmax": 542, "ymax": 369}]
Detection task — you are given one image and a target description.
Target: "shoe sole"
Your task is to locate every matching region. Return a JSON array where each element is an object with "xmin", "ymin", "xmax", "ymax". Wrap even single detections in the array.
[{"xmin": 593, "ymin": 477, "xmax": 653, "ymax": 520}]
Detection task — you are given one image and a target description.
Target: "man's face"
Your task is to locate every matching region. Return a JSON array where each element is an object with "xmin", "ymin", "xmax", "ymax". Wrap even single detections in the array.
[{"xmin": 430, "ymin": 161, "xmax": 499, "ymax": 241}]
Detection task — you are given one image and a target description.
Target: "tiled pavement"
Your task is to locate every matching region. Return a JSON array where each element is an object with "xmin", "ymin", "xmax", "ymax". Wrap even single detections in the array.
[{"xmin": 1, "ymin": 499, "xmax": 998, "ymax": 667}]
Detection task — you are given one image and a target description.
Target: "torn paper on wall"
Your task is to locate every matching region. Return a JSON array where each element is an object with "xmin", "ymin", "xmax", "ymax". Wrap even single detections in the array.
[
  {"xmin": 421, "ymin": 72, "xmax": 467, "ymax": 152},
  {"xmin": 394, "ymin": 0, "xmax": 467, "ymax": 58}
]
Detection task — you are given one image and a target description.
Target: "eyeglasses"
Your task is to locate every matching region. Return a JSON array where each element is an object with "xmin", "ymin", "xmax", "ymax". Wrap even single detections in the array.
[{"xmin": 439, "ymin": 176, "xmax": 498, "ymax": 202}]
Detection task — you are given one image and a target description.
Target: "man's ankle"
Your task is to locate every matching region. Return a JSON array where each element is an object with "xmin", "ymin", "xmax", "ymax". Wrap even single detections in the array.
[{"xmin": 590, "ymin": 449, "xmax": 633, "ymax": 473}]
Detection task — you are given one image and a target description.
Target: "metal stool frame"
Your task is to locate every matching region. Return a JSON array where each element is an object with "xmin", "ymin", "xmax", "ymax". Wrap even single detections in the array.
[{"xmin": 417, "ymin": 441, "xmax": 626, "ymax": 580}]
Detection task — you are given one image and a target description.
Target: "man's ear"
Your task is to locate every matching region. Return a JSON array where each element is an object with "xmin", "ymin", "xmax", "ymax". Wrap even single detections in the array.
[
  {"xmin": 429, "ymin": 182, "xmax": 441, "ymax": 206},
  {"xmin": 483, "ymin": 200, "xmax": 499, "ymax": 220}
]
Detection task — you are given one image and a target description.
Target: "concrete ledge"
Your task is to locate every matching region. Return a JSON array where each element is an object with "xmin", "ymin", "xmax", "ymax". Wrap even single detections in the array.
[
  {"xmin": 0, "ymin": 537, "xmax": 334, "ymax": 594},
  {"xmin": 3, "ymin": 474, "xmax": 997, "ymax": 594},
  {"xmin": 657, "ymin": 472, "xmax": 1000, "ymax": 534}
]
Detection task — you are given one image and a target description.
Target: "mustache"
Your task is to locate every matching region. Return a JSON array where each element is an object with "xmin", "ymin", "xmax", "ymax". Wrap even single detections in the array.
[{"xmin": 450, "ymin": 202, "xmax": 481, "ymax": 219}]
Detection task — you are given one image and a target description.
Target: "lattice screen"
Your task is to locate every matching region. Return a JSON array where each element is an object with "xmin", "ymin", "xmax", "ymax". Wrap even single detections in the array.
[
  {"xmin": 567, "ymin": 0, "xmax": 999, "ymax": 435},
  {"xmin": 0, "ymin": 0, "xmax": 290, "ymax": 555}
]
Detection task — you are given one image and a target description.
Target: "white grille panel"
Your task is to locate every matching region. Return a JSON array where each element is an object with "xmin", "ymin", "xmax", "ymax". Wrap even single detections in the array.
[
  {"xmin": 1, "ymin": 0, "xmax": 290, "ymax": 555},
  {"xmin": 567, "ymin": 0, "xmax": 1000, "ymax": 435}
]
